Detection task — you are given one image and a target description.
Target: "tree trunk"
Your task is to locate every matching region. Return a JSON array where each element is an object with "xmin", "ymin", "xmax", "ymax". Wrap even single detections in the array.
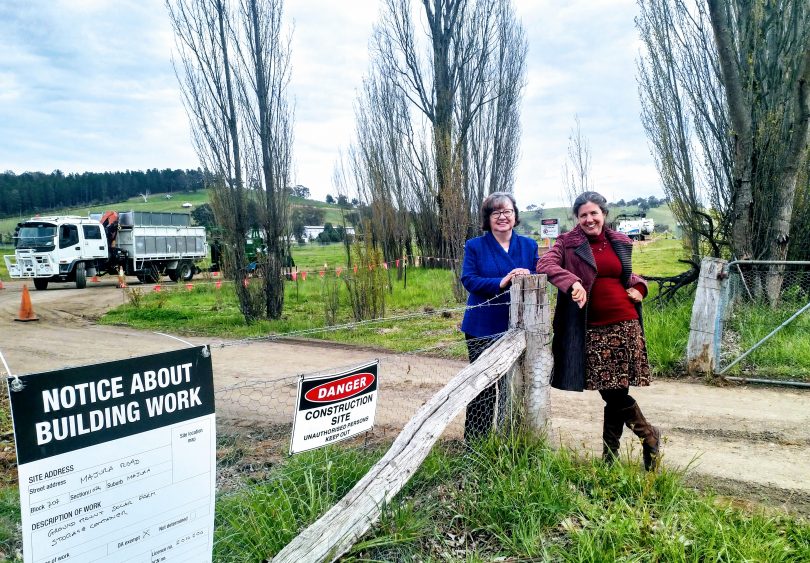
[{"xmin": 707, "ymin": 0, "xmax": 754, "ymax": 260}]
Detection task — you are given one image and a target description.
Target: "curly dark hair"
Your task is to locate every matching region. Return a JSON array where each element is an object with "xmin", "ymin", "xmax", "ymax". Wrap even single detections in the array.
[{"xmin": 480, "ymin": 192, "xmax": 520, "ymax": 231}]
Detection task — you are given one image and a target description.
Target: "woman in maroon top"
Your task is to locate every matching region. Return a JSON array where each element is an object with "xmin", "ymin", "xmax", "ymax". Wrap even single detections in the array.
[{"xmin": 537, "ymin": 191, "xmax": 661, "ymax": 470}]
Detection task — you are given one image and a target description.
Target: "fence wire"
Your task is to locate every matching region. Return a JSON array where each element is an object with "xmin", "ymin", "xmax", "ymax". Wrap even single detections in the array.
[
  {"xmin": 718, "ymin": 262, "xmax": 810, "ymax": 378},
  {"xmin": 203, "ymin": 286, "xmax": 558, "ymax": 562}
]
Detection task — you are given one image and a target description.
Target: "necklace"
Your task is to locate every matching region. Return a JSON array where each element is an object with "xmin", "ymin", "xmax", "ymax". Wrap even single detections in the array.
[{"xmin": 592, "ymin": 240, "xmax": 609, "ymax": 253}]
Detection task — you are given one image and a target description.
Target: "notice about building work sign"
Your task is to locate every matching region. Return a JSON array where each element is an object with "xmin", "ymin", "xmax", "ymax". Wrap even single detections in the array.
[
  {"xmin": 7, "ymin": 346, "xmax": 216, "ymax": 563},
  {"xmin": 290, "ymin": 361, "xmax": 378, "ymax": 454}
]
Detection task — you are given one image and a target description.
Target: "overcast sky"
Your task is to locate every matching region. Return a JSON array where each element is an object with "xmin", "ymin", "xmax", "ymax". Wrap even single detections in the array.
[{"xmin": 0, "ymin": 0, "xmax": 662, "ymax": 208}]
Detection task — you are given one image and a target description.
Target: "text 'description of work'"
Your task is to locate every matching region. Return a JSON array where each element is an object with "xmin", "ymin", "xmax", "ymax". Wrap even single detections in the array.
[{"xmin": 8, "ymin": 345, "xmax": 216, "ymax": 563}]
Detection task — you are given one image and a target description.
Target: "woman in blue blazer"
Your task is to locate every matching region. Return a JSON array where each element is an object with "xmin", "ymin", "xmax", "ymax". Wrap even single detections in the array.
[{"xmin": 460, "ymin": 192, "xmax": 539, "ymax": 441}]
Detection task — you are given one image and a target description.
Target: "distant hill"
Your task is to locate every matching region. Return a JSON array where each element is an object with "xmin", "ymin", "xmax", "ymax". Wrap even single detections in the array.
[
  {"xmin": 0, "ymin": 192, "xmax": 352, "ymax": 239},
  {"xmin": 518, "ymin": 205, "xmax": 676, "ymax": 236},
  {"xmin": 0, "ymin": 169, "xmax": 205, "ymax": 218},
  {"xmin": 1, "ymin": 192, "xmax": 677, "ymax": 242}
]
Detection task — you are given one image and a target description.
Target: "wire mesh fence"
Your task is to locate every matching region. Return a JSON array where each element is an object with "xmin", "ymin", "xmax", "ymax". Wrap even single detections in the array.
[
  {"xmin": 213, "ymin": 337, "xmax": 472, "ymax": 489},
  {"xmin": 206, "ymin": 283, "xmax": 553, "ymax": 562},
  {"xmin": 717, "ymin": 261, "xmax": 810, "ymax": 379}
]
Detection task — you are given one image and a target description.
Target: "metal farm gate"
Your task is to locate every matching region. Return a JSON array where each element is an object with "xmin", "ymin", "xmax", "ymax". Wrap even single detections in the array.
[{"xmin": 715, "ymin": 260, "xmax": 810, "ymax": 386}]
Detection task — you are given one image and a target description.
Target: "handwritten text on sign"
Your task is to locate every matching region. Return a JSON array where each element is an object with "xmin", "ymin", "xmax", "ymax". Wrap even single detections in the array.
[{"xmin": 8, "ymin": 346, "xmax": 216, "ymax": 563}]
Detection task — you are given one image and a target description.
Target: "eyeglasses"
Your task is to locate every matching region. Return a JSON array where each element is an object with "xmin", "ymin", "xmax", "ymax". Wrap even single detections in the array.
[{"xmin": 491, "ymin": 209, "xmax": 514, "ymax": 218}]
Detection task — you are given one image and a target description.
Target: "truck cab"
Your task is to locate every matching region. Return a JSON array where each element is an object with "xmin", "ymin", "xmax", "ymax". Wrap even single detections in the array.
[
  {"xmin": 6, "ymin": 211, "xmax": 208, "ymax": 290},
  {"xmin": 6, "ymin": 216, "xmax": 109, "ymax": 289}
]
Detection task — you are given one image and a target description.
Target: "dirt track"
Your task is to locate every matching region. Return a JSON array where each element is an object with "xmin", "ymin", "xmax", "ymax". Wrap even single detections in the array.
[{"xmin": 1, "ymin": 278, "xmax": 809, "ymax": 515}]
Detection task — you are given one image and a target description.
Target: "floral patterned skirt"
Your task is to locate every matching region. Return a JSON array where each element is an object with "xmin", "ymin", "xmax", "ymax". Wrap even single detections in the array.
[{"xmin": 585, "ymin": 319, "xmax": 651, "ymax": 390}]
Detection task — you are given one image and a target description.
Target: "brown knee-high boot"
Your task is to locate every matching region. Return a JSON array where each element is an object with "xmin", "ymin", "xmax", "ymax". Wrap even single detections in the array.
[
  {"xmin": 602, "ymin": 406, "xmax": 624, "ymax": 463},
  {"xmin": 619, "ymin": 401, "xmax": 661, "ymax": 471}
]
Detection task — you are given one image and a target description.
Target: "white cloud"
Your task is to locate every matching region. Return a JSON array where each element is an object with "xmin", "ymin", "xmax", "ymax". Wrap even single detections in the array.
[{"xmin": 0, "ymin": 0, "xmax": 662, "ymax": 205}]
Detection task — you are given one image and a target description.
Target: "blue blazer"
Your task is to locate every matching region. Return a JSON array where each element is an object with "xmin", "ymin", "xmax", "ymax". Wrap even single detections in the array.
[{"xmin": 460, "ymin": 232, "xmax": 539, "ymax": 337}]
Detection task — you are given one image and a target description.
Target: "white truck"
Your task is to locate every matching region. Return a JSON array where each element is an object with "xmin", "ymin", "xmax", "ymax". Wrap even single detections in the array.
[
  {"xmin": 616, "ymin": 217, "xmax": 655, "ymax": 240},
  {"xmin": 4, "ymin": 211, "xmax": 207, "ymax": 290}
]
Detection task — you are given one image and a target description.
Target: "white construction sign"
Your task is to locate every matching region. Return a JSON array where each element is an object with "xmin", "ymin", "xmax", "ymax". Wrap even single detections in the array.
[
  {"xmin": 290, "ymin": 361, "xmax": 378, "ymax": 454},
  {"xmin": 8, "ymin": 346, "xmax": 216, "ymax": 563},
  {"xmin": 540, "ymin": 218, "xmax": 559, "ymax": 239}
]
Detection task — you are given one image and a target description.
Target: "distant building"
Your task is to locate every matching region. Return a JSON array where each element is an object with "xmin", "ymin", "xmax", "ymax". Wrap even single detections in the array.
[{"xmin": 303, "ymin": 225, "xmax": 355, "ymax": 242}]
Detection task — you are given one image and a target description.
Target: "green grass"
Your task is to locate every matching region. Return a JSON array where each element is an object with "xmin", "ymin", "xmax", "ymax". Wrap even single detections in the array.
[
  {"xmin": 100, "ymin": 267, "xmax": 464, "ymax": 353},
  {"xmin": 643, "ymin": 289, "xmax": 693, "ymax": 375},
  {"xmin": 0, "ymin": 192, "xmax": 210, "ymax": 236},
  {"xmin": 0, "ymin": 248, "xmax": 11, "ymax": 280},
  {"xmin": 633, "ymin": 237, "xmax": 693, "ymax": 277},
  {"xmin": 291, "ymin": 242, "xmax": 350, "ymax": 270},
  {"xmin": 212, "ymin": 434, "xmax": 810, "ymax": 562},
  {"xmin": 289, "ymin": 196, "xmax": 346, "ymax": 225},
  {"xmin": 721, "ymin": 299, "xmax": 810, "ymax": 380},
  {"xmin": 213, "ymin": 446, "xmax": 380, "ymax": 562},
  {"xmin": 0, "ymin": 486, "xmax": 20, "ymax": 562},
  {"xmin": 100, "ymin": 237, "xmax": 695, "ymax": 364}
]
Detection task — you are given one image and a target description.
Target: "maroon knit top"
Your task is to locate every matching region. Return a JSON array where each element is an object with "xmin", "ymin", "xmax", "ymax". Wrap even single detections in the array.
[{"xmin": 587, "ymin": 232, "xmax": 644, "ymax": 327}]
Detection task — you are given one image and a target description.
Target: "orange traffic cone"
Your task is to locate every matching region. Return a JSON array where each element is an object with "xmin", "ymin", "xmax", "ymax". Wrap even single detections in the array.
[
  {"xmin": 0, "ymin": 279, "xmax": 5, "ymax": 290},
  {"xmin": 91, "ymin": 275, "xmax": 100, "ymax": 283},
  {"xmin": 15, "ymin": 285, "xmax": 39, "ymax": 322},
  {"xmin": 117, "ymin": 267, "xmax": 127, "ymax": 289}
]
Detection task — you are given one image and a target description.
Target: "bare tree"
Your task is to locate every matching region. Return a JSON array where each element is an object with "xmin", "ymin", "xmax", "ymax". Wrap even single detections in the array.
[
  {"xmin": 706, "ymin": 0, "xmax": 810, "ymax": 264},
  {"xmin": 350, "ymin": 73, "xmax": 413, "ymax": 267},
  {"xmin": 168, "ymin": 0, "xmax": 255, "ymax": 321},
  {"xmin": 560, "ymin": 115, "xmax": 593, "ymax": 212},
  {"xmin": 234, "ymin": 0, "xmax": 293, "ymax": 319},
  {"xmin": 637, "ymin": 0, "xmax": 730, "ymax": 258},
  {"xmin": 463, "ymin": 0, "xmax": 527, "ymax": 232},
  {"xmin": 637, "ymin": 0, "xmax": 810, "ymax": 301},
  {"xmin": 349, "ymin": 0, "xmax": 525, "ymax": 299}
]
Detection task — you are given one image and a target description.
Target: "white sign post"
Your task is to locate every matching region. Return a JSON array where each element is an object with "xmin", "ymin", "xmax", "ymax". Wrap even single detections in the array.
[
  {"xmin": 8, "ymin": 346, "xmax": 216, "ymax": 563},
  {"xmin": 290, "ymin": 361, "xmax": 378, "ymax": 454},
  {"xmin": 540, "ymin": 218, "xmax": 559, "ymax": 239}
]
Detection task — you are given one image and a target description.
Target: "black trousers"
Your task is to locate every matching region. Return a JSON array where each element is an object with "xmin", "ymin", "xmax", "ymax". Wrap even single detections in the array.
[
  {"xmin": 464, "ymin": 334, "xmax": 503, "ymax": 442},
  {"xmin": 599, "ymin": 388, "xmax": 636, "ymax": 410}
]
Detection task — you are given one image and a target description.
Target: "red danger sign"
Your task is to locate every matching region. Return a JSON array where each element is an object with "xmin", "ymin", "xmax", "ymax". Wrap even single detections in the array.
[
  {"xmin": 304, "ymin": 373, "xmax": 375, "ymax": 403},
  {"xmin": 291, "ymin": 361, "xmax": 379, "ymax": 454}
]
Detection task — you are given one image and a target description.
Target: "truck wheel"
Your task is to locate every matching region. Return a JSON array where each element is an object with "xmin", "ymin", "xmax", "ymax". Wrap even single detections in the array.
[
  {"xmin": 75, "ymin": 263, "xmax": 87, "ymax": 289},
  {"xmin": 177, "ymin": 261, "xmax": 194, "ymax": 282},
  {"xmin": 168, "ymin": 269, "xmax": 179, "ymax": 282},
  {"xmin": 34, "ymin": 278, "xmax": 49, "ymax": 291}
]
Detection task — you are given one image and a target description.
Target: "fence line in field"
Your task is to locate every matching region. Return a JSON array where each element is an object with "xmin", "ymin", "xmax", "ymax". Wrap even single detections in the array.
[{"xmin": 268, "ymin": 275, "xmax": 551, "ymax": 563}]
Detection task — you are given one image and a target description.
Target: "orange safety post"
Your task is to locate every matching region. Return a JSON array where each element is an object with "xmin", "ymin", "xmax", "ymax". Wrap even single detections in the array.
[{"xmin": 15, "ymin": 285, "xmax": 39, "ymax": 322}]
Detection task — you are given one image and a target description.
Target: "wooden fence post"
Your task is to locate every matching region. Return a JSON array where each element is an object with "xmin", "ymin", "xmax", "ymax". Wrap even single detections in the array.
[
  {"xmin": 510, "ymin": 274, "xmax": 552, "ymax": 433},
  {"xmin": 269, "ymin": 332, "xmax": 527, "ymax": 563},
  {"xmin": 686, "ymin": 257, "xmax": 727, "ymax": 376}
]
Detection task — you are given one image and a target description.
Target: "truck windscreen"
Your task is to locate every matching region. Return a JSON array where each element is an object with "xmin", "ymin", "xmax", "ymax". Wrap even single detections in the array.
[{"xmin": 16, "ymin": 225, "xmax": 57, "ymax": 251}]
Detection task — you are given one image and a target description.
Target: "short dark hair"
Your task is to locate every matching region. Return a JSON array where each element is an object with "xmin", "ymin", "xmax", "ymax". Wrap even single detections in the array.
[
  {"xmin": 572, "ymin": 191, "xmax": 609, "ymax": 217},
  {"xmin": 480, "ymin": 192, "xmax": 520, "ymax": 231}
]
